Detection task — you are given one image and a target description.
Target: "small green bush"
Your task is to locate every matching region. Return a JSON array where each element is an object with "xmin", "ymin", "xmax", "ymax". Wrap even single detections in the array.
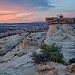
[
  {"xmin": 51, "ymin": 53, "xmax": 65, "ymax": 64},
  {"xmin": 32, "ymin": 43, "xmax": 65, "ymax": 64},
  {"xmin": 39, "ymin": 43, "xmax": 48, "ymax": 50},
  {"xmin": 69, "ymin": 58, "xmax": 75, "ymax": 64},
  {"xmin": 39, "ymin": 43, "xmax": 59, "ymax": 52}
]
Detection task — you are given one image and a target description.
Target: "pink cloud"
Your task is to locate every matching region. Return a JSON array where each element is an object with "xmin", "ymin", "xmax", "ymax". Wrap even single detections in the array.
[
  {"xmin": 61, "ymin": 12, "xmax": 75, "ymax": 17},
  {"xmin": 47, "ymin": 12, "xmax": 75, "ymax": 18},
  {"xmin": 0, "ymin": 12, "xmax": 33, "ymax": 23},
  {"xmin": 0, "ymin": 10, "xmax": 17, "ymax": 14},
  {"xmin": 29, "ymin": 16, "xmax": 44, "ymax": 22}
]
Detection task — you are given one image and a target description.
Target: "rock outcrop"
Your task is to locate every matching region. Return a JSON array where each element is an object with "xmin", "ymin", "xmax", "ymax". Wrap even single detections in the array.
[{"xmin": 44, "ymin": 24, "xmax": 75, "ymax": 63}]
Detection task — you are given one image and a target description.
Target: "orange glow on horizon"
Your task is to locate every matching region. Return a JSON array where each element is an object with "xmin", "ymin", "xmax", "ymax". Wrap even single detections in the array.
[{"xmin": 0, "ymin": 12, "xmax": 33, "ymax": 23}]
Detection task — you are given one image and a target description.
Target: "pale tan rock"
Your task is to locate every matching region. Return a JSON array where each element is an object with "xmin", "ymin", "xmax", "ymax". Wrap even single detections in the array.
[
  {"xmin": 67, "ymin": 65, "xmax": 72, "ymax": 72},
  {"xmin": 71, "ymin": 63, "xmax": 75, "ymax": 66},
  {"xmin": 67, "ymin": 63, "xmax": 75, "ymax": 72},
  {"xmin": 71, "ymin": 63, "xmax": 75, "ymax": 72},
  {"xmin": 38, "ymin": 64, "xmax": 55, "ymax": 72}
]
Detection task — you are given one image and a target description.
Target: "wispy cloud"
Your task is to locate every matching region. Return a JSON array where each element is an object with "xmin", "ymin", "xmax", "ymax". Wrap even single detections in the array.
[
  {"xmin": 0, "ymin": 0, "xmax": 54, "ymax": 11},
  {"xmin": 0, "ymin": 11, "xmax": 18, "ymax": 15},
  {"xmin": 62, "ymin": 12, "xmax": 75, "ymax": 17},
  {"xmin": 0, "ymin": 12, "xmax": 33, "ymax": 22}
]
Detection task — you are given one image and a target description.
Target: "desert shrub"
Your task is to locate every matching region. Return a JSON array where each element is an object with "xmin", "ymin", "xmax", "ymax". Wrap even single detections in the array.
[
  {"xmin": 51, "ymin": 53, "xmax": 65, "ymax": 64},
  {"xmin": 31, "ymin": 52, "xmax": 46, "ymax": 63},
  {"xmin": 32, "ymin": 43, "xmax": 65, "ymax": 64},
  {"xmin": 39, "ymin": 43, "xmax": 48, "ymax": 50},
  {"xmin": 69, "ymin": 58, "xmax": 75, "ymax": 64},
  {"xmin": 39, "ymin": 43, "xmax": 58, "ymax": 52}
]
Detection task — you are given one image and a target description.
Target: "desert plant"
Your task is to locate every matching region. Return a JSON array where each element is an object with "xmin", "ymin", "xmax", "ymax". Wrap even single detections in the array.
[
  {"xmin": 31, "ymin": 52, "xmax": 46, "ymax": 63},
  {"xmin": 51, "ymin": 53, "xmax": 65, "ymax": 64},
  {"xmin": 39, "ymin": 43, "xmax": 48, "ymax": 50},
  {"xmin": 32, "ymin": 43, "xmax": 65, "ymax": 64},
  {"xmin": 40, "ymin": 43, "xmax": 58, "ymax": 52}
]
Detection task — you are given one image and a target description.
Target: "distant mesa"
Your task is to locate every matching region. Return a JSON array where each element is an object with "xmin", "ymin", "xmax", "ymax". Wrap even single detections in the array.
[{"xmin": 46, "ymin": 14, "xmax": 75, "ymax": 25}]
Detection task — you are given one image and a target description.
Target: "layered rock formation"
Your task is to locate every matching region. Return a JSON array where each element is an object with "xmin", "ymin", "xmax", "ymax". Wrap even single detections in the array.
[
  {"xmin": 0, "ymin": 32, "xmax": 47, "ymax": 75},
  {"xmin": 0, "ymin": 24, "xmax": 75, "ymax": 75},
  {"xmin": 0, "ymin": 33, "xmax": 29, "ymax": 56},
  {"xmin": 44, "ymin": 24, "xmax": 75, "ymax": 63}
]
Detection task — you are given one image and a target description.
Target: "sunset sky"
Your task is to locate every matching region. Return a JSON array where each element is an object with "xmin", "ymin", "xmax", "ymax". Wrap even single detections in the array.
[{"xmin": 0, "ymin": 0, "xmax": 75, "ymax": 23}]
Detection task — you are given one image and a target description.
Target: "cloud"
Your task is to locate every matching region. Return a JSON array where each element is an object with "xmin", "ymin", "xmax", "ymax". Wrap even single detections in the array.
[
  {"xmin": 62, "ymin": 12, "xmax": 75, "ymax": 17},
  {"xmin": 0, "ymin": 12, "xmax": 33, "ymax": 22},
  {"xmin": 51, "ymin": 12, "xmax": 75, "ymax": 18},
  {"xmin": 13, "ymin": 0, "xmax": 54, "ymax": 8},
  {"xmin": 0, "ymin": 0, "xmax": 54, "ymax": 11},
  {"xmin": 0, "ymin": 11, "xmax": 18, "ymax": 15}
]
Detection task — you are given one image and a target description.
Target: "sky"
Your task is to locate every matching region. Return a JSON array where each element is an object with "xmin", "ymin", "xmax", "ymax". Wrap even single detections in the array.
[{"xmin": 0, "ymin": 0, "xmax": 75, "ymax": 23}]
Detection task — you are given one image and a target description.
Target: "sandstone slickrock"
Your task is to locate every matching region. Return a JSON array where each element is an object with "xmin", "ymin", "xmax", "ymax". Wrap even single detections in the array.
[
  {"xmin": 0, "ymin": 71, "xmax": 11, "ymax": 75},
  {"xmin": 44, "ymin": 24, "xmax": 75, "ymax": 63},
  {"xmin": 0, "ymin": 32, "xmax": 47, "ymax": 75},
  {"xmin": 0, "ymin": 26, "xmax": 75, "ymax": 75},
  {"xmin": 0, "ymin": 33, "xmax": 28, "ymax": 56}
]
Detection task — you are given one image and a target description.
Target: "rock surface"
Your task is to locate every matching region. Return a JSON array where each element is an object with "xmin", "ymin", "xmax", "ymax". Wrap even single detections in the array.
[
  {"xmin": 0, "ymin": 26, "xmax": 75, "ymax": 75},
  {"xmin": 0, "ymin": 32, "xmax": 47, "ymax": 75},
  {"xmin": 67, "ymin": 63, "xmax": 75, "ymax": 72},
  {"xmin": 44, "ymin": 24, "xmax": 75, "ymax": 63},
  {"xmin": 38, "ymin": 64, "xmax": 55, "ymax": 72},
  {"xmin": 0, "ymin": 33, "xmax": 28, "ymax": 56},
  {"xmin": 71, "ymin": 63, "xmax": 75, "ymax": 72},
  {"xmin": 0, "ymin": 71, "xmax": 11, "ymax": 75}
]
